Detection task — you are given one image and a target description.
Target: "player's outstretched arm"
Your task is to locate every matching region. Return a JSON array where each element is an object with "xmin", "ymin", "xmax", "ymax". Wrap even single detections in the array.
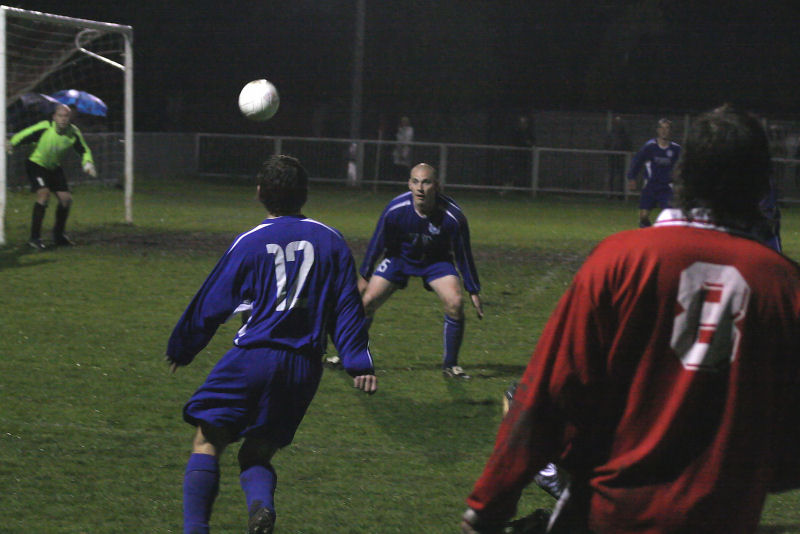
[
  {"xmin": 357, "ymin": 274, "xmax": 369, "ymax": 296},
  {"xmin": 165, "ymin": 356, "xmax": 181, "ymax": 374},
  {"xmin": 471, "ymin": 293, "xmax": 484, "ymax": 320},
  {"xmin": 353, "ymin": 374, "xmax": 377, "ymax": 394}
]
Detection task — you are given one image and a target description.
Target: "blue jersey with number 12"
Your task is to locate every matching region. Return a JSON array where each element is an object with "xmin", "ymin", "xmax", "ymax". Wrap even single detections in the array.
[{"xmin": 167, "ymin": 215, "xmax": 373, "ymax": 376}]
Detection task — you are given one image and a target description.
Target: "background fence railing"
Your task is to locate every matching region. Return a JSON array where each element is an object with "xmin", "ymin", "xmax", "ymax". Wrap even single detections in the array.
[
  {"xmin": 193, "ymin": 133, "xmax": 800, "ymax": 202},
  {"xmin": 194, "ymin": 133, "xmax": 639, "ymax": 196}
]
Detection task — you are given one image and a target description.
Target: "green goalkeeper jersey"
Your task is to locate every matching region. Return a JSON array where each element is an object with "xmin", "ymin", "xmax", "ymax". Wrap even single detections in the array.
[{"xmin": 10, "ymin": 119, "xmax": 94, "ymax": 171}]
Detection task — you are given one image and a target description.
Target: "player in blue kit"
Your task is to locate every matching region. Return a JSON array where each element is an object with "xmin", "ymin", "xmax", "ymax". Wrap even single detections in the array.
[
  {"xmin": 358, "ymin": 162, "xmax": 483, "ymax": 379},
  {"xmin": 627, "ymin": 118, "xmax": 681, "ymax": 227},
  {"xmin": 756, "ymin": 174, "xmax": 782, "ymax": 252},
  {"xmin": 166, "ymin": 155, "xmax": 377, "ymax": 534}
]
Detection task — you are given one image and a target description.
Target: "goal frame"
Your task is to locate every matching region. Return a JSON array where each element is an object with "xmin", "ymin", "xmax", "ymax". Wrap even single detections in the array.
[{"xmin": 0, "ymin": 6, "xmax": 133, "ymax": 245}]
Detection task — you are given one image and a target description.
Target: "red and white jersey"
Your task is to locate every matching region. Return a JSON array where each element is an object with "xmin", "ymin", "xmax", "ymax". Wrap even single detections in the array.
[{"xmin": 467, "ymin": 209, "xmax": 800, "ymax": 533}]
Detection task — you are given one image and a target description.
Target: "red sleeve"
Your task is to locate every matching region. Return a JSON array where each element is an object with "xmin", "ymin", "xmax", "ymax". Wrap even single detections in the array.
[{"xmin": 465, "ymin": 252, "xmax": 613, "ymax": 522}]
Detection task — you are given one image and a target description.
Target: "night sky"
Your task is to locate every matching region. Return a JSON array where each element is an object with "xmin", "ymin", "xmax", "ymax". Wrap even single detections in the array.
[{"xmin": 11, "ymin": 1, "xmax": 800, "ymax": 142}]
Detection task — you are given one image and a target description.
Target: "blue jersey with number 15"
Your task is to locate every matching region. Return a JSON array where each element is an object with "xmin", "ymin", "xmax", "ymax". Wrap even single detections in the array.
[
  {"xmin": 167, "ymin": 215, "xmax": 373, "ymax": 376},
  {"xmin": 359, "ymin": 191, "xmax": 481, "ymax": 294}
]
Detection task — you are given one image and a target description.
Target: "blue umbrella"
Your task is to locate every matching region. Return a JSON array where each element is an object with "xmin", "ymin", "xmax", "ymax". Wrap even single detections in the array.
[{"xmin": 50, "ymin": 89, "xmax": 107, "ymax": 117}]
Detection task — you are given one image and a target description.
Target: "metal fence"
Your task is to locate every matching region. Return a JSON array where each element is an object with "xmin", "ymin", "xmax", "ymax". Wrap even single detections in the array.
[
  {"xmin": 195, "ymin": 133, "xmax": 637, "ymax": 195},
  {"xmin": 195, "ymin": 133, "xmax": 800, "ymax": 202}
]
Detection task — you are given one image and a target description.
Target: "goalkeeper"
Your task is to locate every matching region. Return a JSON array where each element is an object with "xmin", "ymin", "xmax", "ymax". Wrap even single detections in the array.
[{"xmin": 8, "ymin": 104, "xmax": 96, "ymax": 249}]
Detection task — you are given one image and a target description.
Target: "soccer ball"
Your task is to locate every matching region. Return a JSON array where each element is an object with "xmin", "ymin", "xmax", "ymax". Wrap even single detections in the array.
[{"xmin": 238, "ymin": 79, "xmax": 280, "ymax": 121}]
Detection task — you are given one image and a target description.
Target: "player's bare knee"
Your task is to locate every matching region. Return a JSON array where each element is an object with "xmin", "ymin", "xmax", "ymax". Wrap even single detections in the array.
[
  {"xmin": 193, "ymin": 423, "xmax": 231, "ymax": 456},
  {"xmin": 36, "ymin": 189, "xmax": 50, "ymax": 204},
  {"xmin": 443, "ymin": 297, "xmax": 464, "ymax": 319},
  {"xmin": 191, "ymin": 429, "xmax": 214, "ymax": 455}
]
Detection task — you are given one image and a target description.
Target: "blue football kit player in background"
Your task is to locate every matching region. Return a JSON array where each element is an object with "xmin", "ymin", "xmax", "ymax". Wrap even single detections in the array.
[
  {"xmin": 358, "ymin": 162, "xmax": 483, "ymax": 379},
  {"xmin": 167, "ymin": 155, "xmax": 377, "ymax": 534},
  {"xmin": 627, "ymin": 118, "xmax": 681, "ymax": 227},
  {"xmin": 757, "ymin": 173, "xmax": 782, "ymax": 252}
]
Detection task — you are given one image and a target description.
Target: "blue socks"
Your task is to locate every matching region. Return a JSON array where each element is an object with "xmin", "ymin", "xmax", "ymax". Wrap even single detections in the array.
[
  {"xmin": 443, "ymin": 315, "xmax": 464, "ymax": 368},
  {"xmin": 183, "ymin": 453, "xmax": 279, "ymax": 532},
  {"xmin": 240, "ymin": 464, "xmax": 277, "ymax": 517},
  {"xmin": 183, "ymin": 453, "xmax": 220, "ymax": 534}
]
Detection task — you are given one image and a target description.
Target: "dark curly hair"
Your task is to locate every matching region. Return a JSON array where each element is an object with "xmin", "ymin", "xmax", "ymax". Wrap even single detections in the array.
[
  {"xmin": 673, "ymin": 104, "xmax": 771, "ymax": 228},
  {"xmin": 256, "ymin": 155, "xmax": 308, "ymax": 215}
]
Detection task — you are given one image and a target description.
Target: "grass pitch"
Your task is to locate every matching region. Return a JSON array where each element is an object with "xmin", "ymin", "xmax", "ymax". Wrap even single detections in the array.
[{"xmin": 1, "ymin": 176, "xmax": 799, "ymax": 533}]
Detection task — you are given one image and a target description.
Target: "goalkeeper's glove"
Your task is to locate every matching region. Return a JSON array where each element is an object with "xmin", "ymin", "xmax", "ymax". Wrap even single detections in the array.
[{"xmin": 83, "ymin": 161, "xmax": 97, "ymax": 177}]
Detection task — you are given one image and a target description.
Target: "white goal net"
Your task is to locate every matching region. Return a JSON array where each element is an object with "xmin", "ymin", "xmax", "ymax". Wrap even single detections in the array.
[{"xmin": 0, "ymin": 6, "xmax": 133, "ymax": 245}]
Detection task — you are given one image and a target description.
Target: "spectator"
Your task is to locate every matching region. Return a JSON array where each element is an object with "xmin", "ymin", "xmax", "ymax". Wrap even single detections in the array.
[
  {"xmin": 604, "ymin": 115, "xmax": 631, "ymax": 198},
  {"xmin": 392, "ymin": 116, "xmax": 414, "ymax": 180},
  {"xmin": 346, "ymin": 141, "xmax": 358, "ymax": 187},
  {"xmin": 507, "ymin": 115, "xmax": 536, "ymax": 192},
  {"xmin": 513, "ymin": 114, "xmax": 536, "ymax": 148}
]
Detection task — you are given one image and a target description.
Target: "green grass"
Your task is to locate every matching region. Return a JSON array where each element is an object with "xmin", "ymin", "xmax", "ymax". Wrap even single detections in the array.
[{"xmin": 1, "ymin": 177, "xmax": 799, "ymax": 533}]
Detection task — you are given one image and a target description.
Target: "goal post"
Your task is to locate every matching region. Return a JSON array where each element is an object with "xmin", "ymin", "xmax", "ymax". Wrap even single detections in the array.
[{"xmin": 0, "ymin": 6, "xmax": 133, "ymax": 246}]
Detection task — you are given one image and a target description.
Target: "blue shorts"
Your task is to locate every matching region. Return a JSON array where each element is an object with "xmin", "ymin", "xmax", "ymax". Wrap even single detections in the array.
[
  {"xmin": 372, "ymin": 257, "xmax": 458, "ymax": 290},
  {"xmin": 183, "ymin": 346, "xmax": 322, "ymax": 446},
  {"xmin": 639, "ymin": 185, "xmax": 672, "ymax": 210}
]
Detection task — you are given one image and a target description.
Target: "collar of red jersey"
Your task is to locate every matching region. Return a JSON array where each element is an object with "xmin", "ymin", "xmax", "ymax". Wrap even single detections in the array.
[{"xmin": 653, "ymin": 208, "xmax": 729, "ymax": 232}]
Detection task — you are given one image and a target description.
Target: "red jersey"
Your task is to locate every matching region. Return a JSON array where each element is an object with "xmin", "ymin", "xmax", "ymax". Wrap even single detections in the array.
[{"xmin": 467, "ymin": 210, "xmax": 800, "ymax": 533}]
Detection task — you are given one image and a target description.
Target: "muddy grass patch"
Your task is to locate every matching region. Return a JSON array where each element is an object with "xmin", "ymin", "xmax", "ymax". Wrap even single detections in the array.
[{"xmin": 67, "ymin": 226, "xmax": 589, "ymax": 271}]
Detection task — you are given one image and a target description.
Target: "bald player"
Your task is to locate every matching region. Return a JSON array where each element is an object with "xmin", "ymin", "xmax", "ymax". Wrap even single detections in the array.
[
  {"xmin": 9, "ymin": 104, "xmax": 96, "ymax": 249},
  {"xmin": 357, "ymin": 163, "xmax": 483, "ymax": 378}
]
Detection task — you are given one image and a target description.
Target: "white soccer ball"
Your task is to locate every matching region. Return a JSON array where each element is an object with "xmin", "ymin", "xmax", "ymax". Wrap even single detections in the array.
[{"xmin": 238, "ymin": 79, "xmax": 280, "ymax": 121}]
